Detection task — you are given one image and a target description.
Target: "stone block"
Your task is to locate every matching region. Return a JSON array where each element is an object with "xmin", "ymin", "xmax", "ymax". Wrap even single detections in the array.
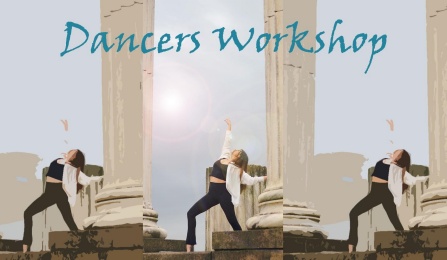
[
  {"xmin": 49, "ymin": 224, "xmax": 143, "ymax": 251},
  {"xmin": 0, "ymin": 240, "xmax": 21, "ymax": 252},
  {"xmin": 375, "ymin": 228, "xmax": 447, "ymax": 252},
  {"xmin": 284, "ymin": 252, "xmax": 377, "ymax": 260},
  {"xmin": 143, "ymin": 252, "xmax": 212, "ymax": 260},
  {"xmin": 144, "ymin": 238, "xmax": 185, "ymax": 252},
  {"xmin": 284, "ymin": 232, "xmax": 348, "ymax": 253},
  {"xmin": 0, "ymin": 251, "xmax": 51, "ymax": 260},
  {"xmin": 212, "ymin": 250, "xmax": 282, "ymax": 260},
  {"xmin": 51, "ymin": 249, "xmax": 143, "ymax": 260},
  {"xmin": 212, "ymin": 228, "xmax": 282, "ymax": 250},
  {"xmin": 376, "ymin": 250, "xmax": 447, "ymax": 260}
]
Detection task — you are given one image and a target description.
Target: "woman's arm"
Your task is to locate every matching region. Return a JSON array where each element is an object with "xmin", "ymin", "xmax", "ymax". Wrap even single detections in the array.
[
  {"xmin": 404, "ymin": 171, "xmax": 428, "ymax": 185},
  {"xmin": 219, "ymin": 119, "xmax": 232, "ymax": 159},
  {"xmin": 241, "ymin": 172, "xmax": 267, "ymax": 186},
  {"xmin": 78, "ymin": 171, "xmax": 103, "ymax": 186}
]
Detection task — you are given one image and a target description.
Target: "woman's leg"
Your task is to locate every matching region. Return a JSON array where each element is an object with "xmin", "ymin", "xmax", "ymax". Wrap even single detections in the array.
[
  {"xmin": 186, "ymin": 192, "xmax": 219, "ymax": 246},
  {"xmin": 381, "ymin": 194, "xmax": 404, "ymax": 231},
  {"xmin": 56, "ymin": 197, "xmax": 78, "ymax": 231},
  {"xmin": 23, "ymin": 192, "xmax": 57, "ymax": 249},
  {"xmin": 218, "ymin": 192, "xmax": 242, "ymax": 231},
  {"xmin": 348, "ymin": 186, "xmax": 382, "ymax": 249}
]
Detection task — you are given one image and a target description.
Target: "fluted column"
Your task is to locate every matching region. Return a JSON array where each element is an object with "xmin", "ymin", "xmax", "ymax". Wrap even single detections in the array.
[
  {"xmin": 83, "ymin": 1, "xmax": 165, "ymax": 236},
  {"xmin": 410, "ymin": 0, "xmax": 447, "ymax": 229},
  {"xmin": 142, "ymin": 0, "xmax": 167, "ymax": 239},
  {"xmin": 246, "ymin": 0, "xmax": 284, "ymax": 229},
  {"xmin": 281, "ymin": 0, "xmax": 326, "ymax": 237}
]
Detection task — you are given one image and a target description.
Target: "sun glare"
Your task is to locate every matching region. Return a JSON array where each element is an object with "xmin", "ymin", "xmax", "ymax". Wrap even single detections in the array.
[{"xmin": 162, "ymin": 93, "xmax": 182, "ymax": 112}]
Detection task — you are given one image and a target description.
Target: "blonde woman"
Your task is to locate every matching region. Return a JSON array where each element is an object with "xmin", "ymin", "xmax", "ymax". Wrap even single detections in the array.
[
  {"xmin": 22, "ymin": 149, "xmax": 102, "ymax": 252},
  {"xmin": 185, "ymin": 119, "xmax": 267, "ymax": 252}
]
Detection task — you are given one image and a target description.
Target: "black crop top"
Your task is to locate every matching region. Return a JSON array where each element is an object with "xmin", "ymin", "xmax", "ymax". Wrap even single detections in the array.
[
  {"xmin": 371, "ymin": 158, "xmax": 391, "ymax": 181},
  {"xmin": 46, "ymin": 158, "xmax": 65, "ymax": 181},
  {"xmin": 210, "ymin": 159, "xmax": 228, "ymax": 181}
]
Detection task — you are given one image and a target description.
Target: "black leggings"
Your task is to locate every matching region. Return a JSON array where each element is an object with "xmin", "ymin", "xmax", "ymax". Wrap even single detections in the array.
[
  {"xmin": 348, "ymin": 182, "xmax": 404, "ymax": 247},
  {"xmin": 186, "ymin": 182, "xmax": 241, "ymax": 245},
  {"xmin": 23, "ymin": 182, "xmax": 78, "ymax": 247}
]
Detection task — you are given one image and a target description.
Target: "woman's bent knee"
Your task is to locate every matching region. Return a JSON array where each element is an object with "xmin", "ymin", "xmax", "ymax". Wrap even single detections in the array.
[
  {"xmin": 24, "ymin": 208, "xmax": 32, "ymax": 219},
  {"xmin": 349, "ymin": 209, "xmax": 359, "ymax": 219},
  {"xmin": 187, "ymin": 209, "xmax": 195, "ymax": 219}
]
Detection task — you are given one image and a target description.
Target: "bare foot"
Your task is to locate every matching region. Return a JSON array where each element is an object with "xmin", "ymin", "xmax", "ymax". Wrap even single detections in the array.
[
  {"xmin": 186, "ymin": 244, "xmax": 194, "ymax": 252},
  {"xmin": 22, "ymin": 244, "xmax": 28, "ymax": 253},
  {"xmin": 348, "ymin": 244, "xmax": 354, "ymax": 253}
]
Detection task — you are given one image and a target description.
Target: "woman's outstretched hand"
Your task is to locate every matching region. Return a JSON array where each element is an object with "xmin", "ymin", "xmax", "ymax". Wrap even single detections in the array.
[
  {"xmin": 61, "ymin": 119, "xmax": 69, "ymax": 131},
  {"xmin": 386, "ymin": 119, "xmax": 394, "ymax": 132},
  {"xmin": 416, "ymin": 176, "xmax": 429, "ymax": 182},
  {"xmin": 91, "ymin": 176, "xmax": 103, "ymax": 182},
  {"xmin": 264, "ymin": 176, "xmax": 267, "ymax": 181},
  {"xmin": 225, "ymin": 118, "xmax": 232, "ymax": 131}
]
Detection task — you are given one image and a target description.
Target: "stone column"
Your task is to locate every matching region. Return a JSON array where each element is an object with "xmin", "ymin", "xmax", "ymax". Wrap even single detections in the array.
[
  {"xmin": 246, "ymin": 0, "xmax": 284, "ymax": 230},
  {"xmin": 83, "ymin": 0, "xmax": 156, "ymax": 230},
  {"xmin": 409, "ymin": 0, "xmax": 447, "ymax": 229},
  {"xmin": 142, "ymin": 0, "xmax": 167, "ymax": 239},
  {"xmin": 249, "ymin": 0, "xmax": 326, "ymax": 237}
]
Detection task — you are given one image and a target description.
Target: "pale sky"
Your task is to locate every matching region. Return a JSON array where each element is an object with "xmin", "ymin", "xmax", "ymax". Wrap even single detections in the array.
[{"xmin": 0, "ymin": 0, "xmax": 428, "ymax": 251}]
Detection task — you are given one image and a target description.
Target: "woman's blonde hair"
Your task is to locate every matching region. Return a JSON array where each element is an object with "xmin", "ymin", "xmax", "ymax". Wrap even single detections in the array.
[
  {"xmin": 233, "ymin": 149, "xmax": 248, "ymax": 193},
  {"xmin": 67, "ymin": 149, "xmax": 86, "ymax": 194}
]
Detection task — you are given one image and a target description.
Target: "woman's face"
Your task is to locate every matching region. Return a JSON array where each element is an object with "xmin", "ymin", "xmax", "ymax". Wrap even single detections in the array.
[
  {"xmin": 230, "ymin": 150, "xmax": 241, "ymax": 162},
  {"xmin": 391, "ymin": 149, "xmax": 403, "ymax": 162}
]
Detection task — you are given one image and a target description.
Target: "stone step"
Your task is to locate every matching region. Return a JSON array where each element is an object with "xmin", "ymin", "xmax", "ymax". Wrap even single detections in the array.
[
  {"xmin": 0, "ymin": 240, "xmax": 21, "ymax": 252},
  {"xmin": 144, "ymin": 238, "xmax": 185, "ymax": 252},
  {"xmin": 376, "ymin": 250, "xmax": 447, "ymax": 260},
  {"xmin": 212, "ymin": 250, "xmax": 282, "ymax": 260},
  {"xmin": 144, "ymin": 250, "xmax": 283, "ymax": 260},
  {"xmin": 375, "ymin": 228, "xmax": 447, "ymax": 252},
  {"xmin": 48, "ymin": 224, "xmax": 143, "ymax": 251},
  {"xmin": 284, "ymin": 251, "xmax": 377, "ymax": 260},
  {"xmin": 284, "ymin": 232, "xmax": 348, "ymax": 253},
  {"xmin": 143, "ymin": 252, "xmax": 212, "ymax": 260},
  {"xmin": 51, "ymin": 249, "xmax": 143, "ymax": 260},
  {"xmin": 0, "ymin": 251, "xmax": 51, "ymax": 260},
  {"xmin": 212, "ymin": 228, "xmax": 282, "ymax": 250}
]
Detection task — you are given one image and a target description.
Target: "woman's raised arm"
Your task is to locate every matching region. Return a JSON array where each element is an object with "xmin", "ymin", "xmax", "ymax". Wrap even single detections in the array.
[{"xmin": 219, "ymin": 119, "xmax": 233, "ymax": 159}]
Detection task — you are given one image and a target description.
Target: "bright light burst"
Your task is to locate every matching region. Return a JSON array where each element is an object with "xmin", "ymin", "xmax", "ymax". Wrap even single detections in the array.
[{"xmin": 162, "ymin": 93, "xmax": 183, "ymax": 112}]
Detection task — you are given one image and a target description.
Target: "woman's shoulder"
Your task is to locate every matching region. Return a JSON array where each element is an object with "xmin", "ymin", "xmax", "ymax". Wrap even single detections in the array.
[
  {"xmin": 381, "ymin": 158, "xmax": 391, "ymax": 165},
  {"xmin": 227, "ymin": 162, "xmax": 241, "ymax": 171},
  {"xmin": 64, "ymin": 162, "xmax": 77, "ymax": 170},
  {"xmin": 55, "ymin": 158, "xmax": 65, "ymax": 165}
]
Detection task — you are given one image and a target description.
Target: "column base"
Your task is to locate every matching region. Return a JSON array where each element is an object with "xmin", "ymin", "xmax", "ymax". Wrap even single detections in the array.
[
  {"xmin": 246, "ymin": 187, "xmax": 283, "ymax": 229},
  {"xmin": 83, "ymin": 180, "xmax": 143, "ymax": 228},
  {"xmin": 143, "ymin": 207, "xmax": 167, "ymax": 239},
  {"xmin": 409, "ymin": 182, "xmax": 447, "ymax": 229},
  {"xmin": 283, "ymin": 199, "xmax": 327, "ymax": 238}
]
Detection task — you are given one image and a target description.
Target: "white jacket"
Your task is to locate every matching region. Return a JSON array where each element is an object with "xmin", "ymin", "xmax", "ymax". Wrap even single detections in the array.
[
  {"xmin": 386, "ymin": 160, "xmax": 427, "ymax": 206},
  {"xmin": 219, "ymin": 130, "xmax": 265, "ymax": 206},
  {"xmin": 62, "ymin": 163, "xmax": 102, "ymax": 207}
]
